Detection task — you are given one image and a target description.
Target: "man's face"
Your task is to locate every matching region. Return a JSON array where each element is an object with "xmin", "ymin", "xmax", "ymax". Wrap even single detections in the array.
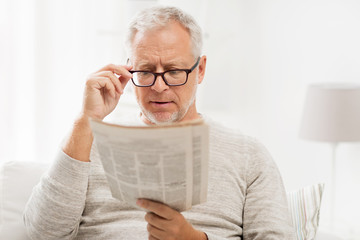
[{"xmin": 130, "ymin": 21, "xmax": 206, "ymax": 125}]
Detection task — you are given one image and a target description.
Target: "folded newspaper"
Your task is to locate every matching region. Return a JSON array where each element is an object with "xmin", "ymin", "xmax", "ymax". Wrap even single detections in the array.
[{"xmin": 90, "ymin": 119, "xmax": 209, "ymax": 212}]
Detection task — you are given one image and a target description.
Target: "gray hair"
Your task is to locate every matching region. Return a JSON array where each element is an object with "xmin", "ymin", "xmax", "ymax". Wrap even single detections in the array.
[{"xmin": 125, "ymin": 6, "xmax": 203, "ymax": 58}]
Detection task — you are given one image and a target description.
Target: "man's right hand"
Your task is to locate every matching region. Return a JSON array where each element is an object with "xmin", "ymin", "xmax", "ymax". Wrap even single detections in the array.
[
  {"xmin": 63, "ymin": 64, "xmax": 133, "ymax": 162},
  {"xmin": 82, "ymin": 64, "xmax": 133, "ymax": 120}
]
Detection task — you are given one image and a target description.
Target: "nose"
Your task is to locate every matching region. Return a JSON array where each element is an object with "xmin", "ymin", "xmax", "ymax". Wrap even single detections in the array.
[{"xmin": 151, "ymin": 75, "xmax": 169, "ymax": 93}]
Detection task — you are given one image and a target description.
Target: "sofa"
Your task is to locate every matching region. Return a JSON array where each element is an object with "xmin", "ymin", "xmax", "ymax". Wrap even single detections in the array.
[{"xmin": 0, "ymin": 161, "xmax": 343, "ymax": 240}]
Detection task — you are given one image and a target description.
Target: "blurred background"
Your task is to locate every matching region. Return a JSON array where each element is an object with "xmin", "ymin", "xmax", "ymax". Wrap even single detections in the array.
[{"xmin": 1, "ymin": 0, "xmax": 359, "ymax": 238}]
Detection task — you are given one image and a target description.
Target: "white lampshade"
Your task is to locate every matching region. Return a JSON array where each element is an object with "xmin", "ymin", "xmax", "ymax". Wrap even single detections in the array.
[{"xmin": 299, "ymin": 83, "xmax": 360, "ymax": 143}]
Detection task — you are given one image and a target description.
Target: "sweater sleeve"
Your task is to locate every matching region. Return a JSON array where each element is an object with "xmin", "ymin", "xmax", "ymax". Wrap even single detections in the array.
[
  {"xmin": 23, "ymin": 150, "xmax": 90, "ymax": 240},
  {"xmin": 205, "ymin": 232, "xmax": 228, "ymax": 240},
  {"xmin": 243, "ymin": 140, "xmax": 296, "ymax": 240}
]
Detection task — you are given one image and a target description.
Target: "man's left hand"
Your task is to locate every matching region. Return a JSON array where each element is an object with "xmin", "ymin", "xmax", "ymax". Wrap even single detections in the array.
[{"xmin": 136, "ymin": 199, "xmax": 207, "ymax": 240}]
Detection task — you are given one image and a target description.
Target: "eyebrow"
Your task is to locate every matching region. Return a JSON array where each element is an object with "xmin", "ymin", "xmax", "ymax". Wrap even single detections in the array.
[{"xmin": 135, "ymin": 60, "xmax": 189, "ymax": 70}]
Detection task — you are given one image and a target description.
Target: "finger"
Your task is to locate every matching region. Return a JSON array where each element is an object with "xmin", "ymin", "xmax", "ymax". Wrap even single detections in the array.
[
  {"xmin": 96, "ymin": 65, "xmax": 132, "ymax": 92},
  {"xmin": 137, "ymin": 199, "xmax": 175, "ymax": 220},
  {"xmin": 116, "ymin": 65, "xmax": 132, "ymax": 90},
  {"xmin": 88, "ymin": 77, "xmax": 116, "ymax": 98},
  {"xmin": 148, "ymin": 235, "xmax": 160, "ymax": 240},
  {"xmin": 97, "ymin": 64, "xmax": 133, "ymax": 79},
  {"xmin": 93, "ymin": 71, "xmax": 123, "ymax": 94},
  {"xmin": 147, "ymin": 224, "xmax": 165, "ymax": 240},
  {"xmin": 117, "ymin": 73, "xmax": 131, "ymax": 90},
  {"xmin": 144, "ymin": 212, "xmax": 169, "ymax": 230}
]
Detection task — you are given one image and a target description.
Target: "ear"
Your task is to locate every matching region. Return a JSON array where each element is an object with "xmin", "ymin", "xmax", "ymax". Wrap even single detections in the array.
[{"xmin": 197, "ymin": 55, "xmax": 207, "ymax": 84}]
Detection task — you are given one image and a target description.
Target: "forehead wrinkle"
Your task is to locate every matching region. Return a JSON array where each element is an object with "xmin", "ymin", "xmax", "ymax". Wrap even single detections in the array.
[
  {"xmin": 132, "ymin": 51, "xmax": 190, "ymax": 69},
  {"xmin": 134, "ymin": 45, "xmax": 178, "ymax": 62}
]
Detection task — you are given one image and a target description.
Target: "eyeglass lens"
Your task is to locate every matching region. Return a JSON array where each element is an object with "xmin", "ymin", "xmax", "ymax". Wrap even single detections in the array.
[{"xmin": 132, "ymin": 70, "xmax": 187, "ymax": 86}]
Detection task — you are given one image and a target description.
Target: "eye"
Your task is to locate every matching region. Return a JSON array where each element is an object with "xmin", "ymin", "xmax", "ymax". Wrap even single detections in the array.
[
  {"xmin": 168, "ymin": 70, "xmax": 183, "ymax": 76},
  {"xmin": 138, "ymin": 72, "xmax": 151, "ymax": 77}
]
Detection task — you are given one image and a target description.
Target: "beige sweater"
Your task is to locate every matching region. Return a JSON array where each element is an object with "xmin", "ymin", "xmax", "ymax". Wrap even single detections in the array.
[{"xmin": 24, "ymin": 119, "xmax": 295, "ymax": 240}]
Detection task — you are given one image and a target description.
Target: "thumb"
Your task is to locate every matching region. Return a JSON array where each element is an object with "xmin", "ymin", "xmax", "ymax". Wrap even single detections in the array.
[{"xmin": 124, "ymin": 65, "xmax": 133, "ymax": 70}]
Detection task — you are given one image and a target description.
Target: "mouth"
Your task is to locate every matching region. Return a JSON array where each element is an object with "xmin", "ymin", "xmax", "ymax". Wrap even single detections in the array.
[
  {"xmin": 149, "ymin": 101, "xmax": 175, "ymax": 108},
  {"xmin": 151, "ymin": 101, "xmax": 172, "ymax": 104}
]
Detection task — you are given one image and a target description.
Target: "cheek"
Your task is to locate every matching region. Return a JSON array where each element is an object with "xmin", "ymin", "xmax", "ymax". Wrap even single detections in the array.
[
  {"xmin": 135, "ymin": 88, "xmax": 146, "ymax": 102},
  {"xmin": 175, "ymin": 84, "xmax": 197, "ymax": 105},
  {"xmin": 185, "ymin": 80, "xmax": 198, "ymax": 98}
]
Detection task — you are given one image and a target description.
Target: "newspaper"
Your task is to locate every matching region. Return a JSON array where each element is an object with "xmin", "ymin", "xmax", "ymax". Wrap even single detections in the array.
[{"xmin": 90, "ymin": 119, "xmax": 209, "ymax": 212}]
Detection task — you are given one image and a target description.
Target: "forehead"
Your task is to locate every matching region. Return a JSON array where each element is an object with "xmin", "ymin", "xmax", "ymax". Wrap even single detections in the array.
[{"xmin": 130, "ymin": 21, "xmax": 194, "ymax": 64}]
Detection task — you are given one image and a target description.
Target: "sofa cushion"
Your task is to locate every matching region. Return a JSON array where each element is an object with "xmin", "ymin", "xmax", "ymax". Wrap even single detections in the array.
[
  {"xmin": 287, "ymin": 183, "xmax": 325, "ymax": 240},
  {"xmin": 0, "ymin": 161, "xmax": 330, "ymax": 240},
  {"xmin": 0, "ymin": 161, "xmax": 49, "ymax": 240}
]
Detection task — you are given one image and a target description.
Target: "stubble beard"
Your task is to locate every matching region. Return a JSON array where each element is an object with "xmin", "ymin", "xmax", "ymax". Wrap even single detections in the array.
[
  {"xmin": 142, "ymin": 109, "xmax": 181, "ymax": 126},
  {"xmin": 139, "ymin": 92, "xmax": 197, "ymax": 126}
]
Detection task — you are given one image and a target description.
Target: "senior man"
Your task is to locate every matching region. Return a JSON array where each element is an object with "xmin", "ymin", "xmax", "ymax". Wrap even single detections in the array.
[{"xmin": 24, "ymin": 6, "xmax": 295, "ymax": 240}]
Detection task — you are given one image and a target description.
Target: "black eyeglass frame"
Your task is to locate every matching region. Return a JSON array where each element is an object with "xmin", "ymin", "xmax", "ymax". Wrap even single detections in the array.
[{"xmin": 129, "ymin": 57, "xmax": 200, "ymax": 87}]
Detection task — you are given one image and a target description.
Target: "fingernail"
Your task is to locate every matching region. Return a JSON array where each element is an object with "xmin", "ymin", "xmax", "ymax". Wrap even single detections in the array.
[{"xmin": 136, "ymin": 199, "xmax": 143, "ymax": 207}]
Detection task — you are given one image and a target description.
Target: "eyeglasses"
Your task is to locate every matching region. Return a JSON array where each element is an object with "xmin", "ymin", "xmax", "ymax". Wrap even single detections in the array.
[{"xmin": 129, "ymin": 57, "xmax": 200, "ymax": 87}]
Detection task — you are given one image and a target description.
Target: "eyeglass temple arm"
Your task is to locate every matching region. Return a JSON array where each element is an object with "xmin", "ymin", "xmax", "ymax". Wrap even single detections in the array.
[{"xmin": 190, "ymin": 57, "xmax": 201, "ymax": 72}]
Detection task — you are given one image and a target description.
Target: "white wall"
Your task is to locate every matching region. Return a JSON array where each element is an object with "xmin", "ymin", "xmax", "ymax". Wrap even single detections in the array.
[
  {"xmin": 195, "ymin": 0, "xmax": 360, "ymax": 237},
  {"xmin": 196, "ymin": 1, "xmax": 360, "ymax": 237},
  {"xmin": 0, "ymin": 0, "xmax": 36, "ymax": 164},
  {"xmin": 1, "ymin": 0, "xmax": 359, "ymax": 238}
]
